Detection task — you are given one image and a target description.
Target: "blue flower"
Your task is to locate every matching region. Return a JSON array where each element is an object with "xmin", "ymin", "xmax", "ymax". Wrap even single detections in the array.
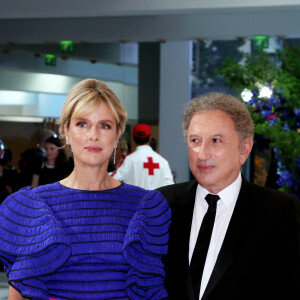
[
  {"xmin": 276, "ymin": 170, "xmax": 294, "ymax": 187},
  {"xmin": 283, "ymin": 124, "xmax": 290, "ymax": 131},
  {"xmin": 296, "ymin": 156, "xmax": 300, "ymax": 168},
  {"xmin": 269, "ymin": 95, "xmax": 281, "ymax": 107},
  {"xmin": 260, "ymin": 110, "xmax": 272, "ymax": 118},
  {"xmin": 251, "ymin": 89, "xmax": 258, "ymax": 97},
  {"xmin": 265, "ymin": 102, "xmax": 272, "ymax": 109},
  {"xmin": 277, "ymin": 161, "xmax": 284, "ymax": 170},
  {"xmin": 294, "ymin": 108, "xmax": 300, "ymax": 116},
  {"xmin": 248, "ymin": 98, "xmax": 256, "ymax": 106},
  {"xmin": 268, "ymin": 118, "xmax": 278, "ymax": 126},
  {"xmin": 283, "ymin": 109, "xmax": 291, "ymax": 119},
  {"xmin": 255, "ymin": 101, "xmax": 264, "ymax": 109}
]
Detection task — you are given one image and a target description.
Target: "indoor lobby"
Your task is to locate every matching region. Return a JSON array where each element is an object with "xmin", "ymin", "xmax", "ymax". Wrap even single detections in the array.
[{"xmin": 0, "ymin": 0, "xmax": 300, "ymax": 297}]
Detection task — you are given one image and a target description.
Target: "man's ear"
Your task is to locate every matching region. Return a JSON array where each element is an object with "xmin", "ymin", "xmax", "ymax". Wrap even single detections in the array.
[{"xmin": 240, "ymin": 138, "xmax": 253, "ymax": 165}]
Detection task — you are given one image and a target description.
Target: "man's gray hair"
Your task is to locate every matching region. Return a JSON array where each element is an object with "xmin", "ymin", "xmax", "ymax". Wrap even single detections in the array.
[{"xmin": 183, "ymin": 92, "xmax": 254, "ymax": 142}]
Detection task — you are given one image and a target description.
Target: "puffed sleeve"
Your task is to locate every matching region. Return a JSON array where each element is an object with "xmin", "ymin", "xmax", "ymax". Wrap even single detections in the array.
[
  {"xmin": 122, "ymin": 190, "xmax": 171, "ymax": 299},
  {"xmin": 0, "ymin": 187, "xmax": 71, "ymax": 299}
]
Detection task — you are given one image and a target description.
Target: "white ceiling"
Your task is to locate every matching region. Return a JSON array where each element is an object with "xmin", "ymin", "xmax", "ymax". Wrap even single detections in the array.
[
  {"xmin": 0, "ymin": 0, "xmax": 299, "ymax": 121},
  {"xmin": 0, "ymin": 0, "xmax": 300, "ymax": 43},
  {"xmin": 1, "ymin": 0, "xmax": 300, "ymax": 19}
]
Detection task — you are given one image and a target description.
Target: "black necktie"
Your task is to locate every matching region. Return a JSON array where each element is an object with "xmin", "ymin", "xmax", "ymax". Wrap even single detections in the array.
[{"xmin": 189, "ymin": 193, "xmax": 220, "ymax": 298}]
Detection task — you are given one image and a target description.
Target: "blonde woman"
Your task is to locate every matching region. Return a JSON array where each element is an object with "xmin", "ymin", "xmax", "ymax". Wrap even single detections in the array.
[{"xmin": 0, "ymin": 79, "xmax": 170, "ymax": 300}]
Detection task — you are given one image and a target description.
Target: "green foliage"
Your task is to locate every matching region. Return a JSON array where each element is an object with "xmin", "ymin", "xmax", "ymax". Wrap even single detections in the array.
[
  {"xmin": 219, "ymin": 50, "xmax": 277, "ymax": 92},
  {"xmin": 218, "ymin": 46, "xmax": 300, "ymax": 196}
]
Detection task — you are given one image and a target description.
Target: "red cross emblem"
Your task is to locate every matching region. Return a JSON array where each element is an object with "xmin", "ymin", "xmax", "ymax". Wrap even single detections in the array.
[{"xmin": 143, "ymin": 157, "xmax": 159, "ymax": 175}]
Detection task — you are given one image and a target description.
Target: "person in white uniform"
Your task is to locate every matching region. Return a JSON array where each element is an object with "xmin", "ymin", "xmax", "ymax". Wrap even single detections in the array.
[{"xmin": 111, "ymin": 124, "xmax": 174, "ymax": 189}]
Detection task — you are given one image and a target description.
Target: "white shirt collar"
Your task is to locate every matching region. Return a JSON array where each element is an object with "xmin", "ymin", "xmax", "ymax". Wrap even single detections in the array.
[
  {"xmin": 196, "ymin": 172, "xmax": 242, "ymax": 207},
  {"xmin": 135, "ymin": 145, "xmax": 152, "ymax": 151}
]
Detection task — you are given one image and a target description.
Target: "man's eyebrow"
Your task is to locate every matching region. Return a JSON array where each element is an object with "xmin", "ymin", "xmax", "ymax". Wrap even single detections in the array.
[
  {"xmin": 211, "ymin": 134, "xmax": 223, "ymax": 138},
  {"xmin": 188, "ymin": 134, "xmax": 200, "ymax": 139},
  {"xmin": 188, "ymin": 134, "xmax": 223, "ymax": 138}
]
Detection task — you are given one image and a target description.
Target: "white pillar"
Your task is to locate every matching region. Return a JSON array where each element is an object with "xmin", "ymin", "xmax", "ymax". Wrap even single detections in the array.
[{"xmin": 159, "ymin": 41, "xmax": 192, "ymax": 183}]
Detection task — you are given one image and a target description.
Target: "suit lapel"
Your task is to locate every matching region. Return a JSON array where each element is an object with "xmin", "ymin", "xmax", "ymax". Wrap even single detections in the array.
[
  {"xmin": 202, "ymin": 178, "xmax": 255, "ymax": 299},
  {"xmin": 173, "ymin": 180, "xmax": 198, "ymax": 300},
  {"xmin": 180, "ymin": 180, "xmax": 198, "ymax": 265}
]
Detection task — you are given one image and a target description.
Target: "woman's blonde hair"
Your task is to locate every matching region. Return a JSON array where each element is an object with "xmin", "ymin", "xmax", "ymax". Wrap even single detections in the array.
[{"xmin": 59, "ymin": 79, "xmax": 127, "ymax": 140}]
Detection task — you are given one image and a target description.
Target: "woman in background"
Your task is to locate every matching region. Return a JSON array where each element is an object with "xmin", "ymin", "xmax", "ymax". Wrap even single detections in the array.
[
  {"xmin": 0, "ymin": 78, "xmax": 170, "ymax": 300},
  {"xmin": 31, "ymin": 136, "xmax": 67, "ymax": 187}
]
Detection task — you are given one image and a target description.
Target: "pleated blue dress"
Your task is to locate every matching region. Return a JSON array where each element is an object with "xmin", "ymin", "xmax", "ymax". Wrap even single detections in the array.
[{"xmin": 0, "ymin": 182, "xmax": 171, "ymax": 300}]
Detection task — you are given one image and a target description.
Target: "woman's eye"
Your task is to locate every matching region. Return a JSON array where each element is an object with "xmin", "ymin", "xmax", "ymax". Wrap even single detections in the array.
[
  {"xmin": 100, "ymin": 123, "xmax": 111, "ymax": 129},
  {"xmin": 76, "ymin": 122, "xmax": 87, "ymax": 128}
]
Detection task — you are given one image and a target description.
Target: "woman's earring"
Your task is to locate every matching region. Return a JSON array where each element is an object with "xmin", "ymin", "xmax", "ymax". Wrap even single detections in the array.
[{"xmin": 113, "ymin": 146, "xmax": 117, "ymax": 164}]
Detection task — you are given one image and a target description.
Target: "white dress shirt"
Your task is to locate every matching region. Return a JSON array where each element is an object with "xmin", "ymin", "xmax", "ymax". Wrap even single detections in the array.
[{"xmin": 189, "ymin": 173, "xmax": 242, "ymax": 299}]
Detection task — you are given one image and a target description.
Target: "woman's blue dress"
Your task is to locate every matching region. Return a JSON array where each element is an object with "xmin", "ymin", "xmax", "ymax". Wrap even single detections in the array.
[{"xmin": 0, "ymin": 182, "xmax": 171, "ymax": 300}]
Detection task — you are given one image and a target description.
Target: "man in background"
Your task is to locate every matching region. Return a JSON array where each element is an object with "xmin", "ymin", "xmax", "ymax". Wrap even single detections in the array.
[{"xmin": 112, "ymin": 124, "xmax": 174, "ymax": 189}]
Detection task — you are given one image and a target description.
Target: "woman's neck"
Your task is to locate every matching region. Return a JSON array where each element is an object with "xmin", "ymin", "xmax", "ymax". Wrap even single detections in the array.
[{"xmin": 60, "ymin": 165, "xmax": 120, "ymax": 191}]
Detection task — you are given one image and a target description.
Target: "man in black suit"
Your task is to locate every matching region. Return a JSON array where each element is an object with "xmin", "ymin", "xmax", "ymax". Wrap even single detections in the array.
[{"xmin": 157, "ymin": 92, "xmax": 300, "ymax": 300}]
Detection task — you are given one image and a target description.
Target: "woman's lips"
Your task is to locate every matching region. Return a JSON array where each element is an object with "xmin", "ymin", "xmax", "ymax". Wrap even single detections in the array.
[{"xmin": 84, "ymin": 146, "xmax": 102, "ymax": 152}]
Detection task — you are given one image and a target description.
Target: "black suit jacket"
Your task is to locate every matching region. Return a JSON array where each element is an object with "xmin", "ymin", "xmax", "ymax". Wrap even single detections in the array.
[{"xmin": 157, "ymin": 177, "xmax": 300, "ymax": 300}]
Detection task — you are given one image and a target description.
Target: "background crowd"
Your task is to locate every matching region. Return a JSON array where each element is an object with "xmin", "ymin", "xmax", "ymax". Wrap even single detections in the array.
[{"xmin": 0, "ymin": 131, "xmax": 75, "ymax": 203}]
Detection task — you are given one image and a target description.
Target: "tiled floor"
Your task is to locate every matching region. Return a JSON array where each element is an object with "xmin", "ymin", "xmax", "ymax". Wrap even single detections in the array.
[{"xmin": 0, "ymin": 272, "xmax": 9, "ymax": 299}]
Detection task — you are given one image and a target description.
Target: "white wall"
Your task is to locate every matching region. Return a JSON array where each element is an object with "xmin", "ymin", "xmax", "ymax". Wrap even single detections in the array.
[{"xmin": 0, "ymin": 69, "xmax": 138, "ymax": 120}]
